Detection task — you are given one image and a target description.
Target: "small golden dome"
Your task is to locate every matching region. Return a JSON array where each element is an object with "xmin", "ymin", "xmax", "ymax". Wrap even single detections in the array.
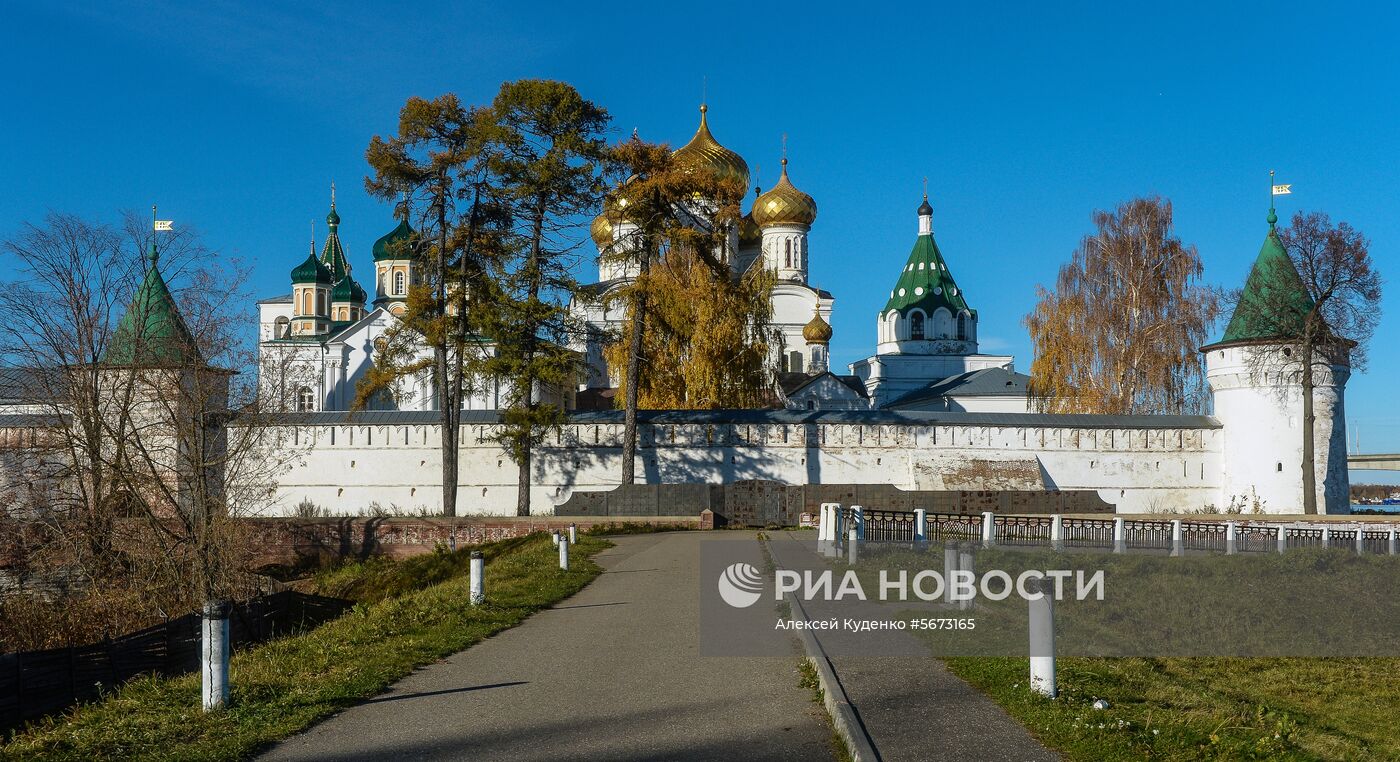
[
  {"xmin": 672, "ymin": 104, "xmax": 750, "ymax": 188},
  {"xmin": 752, "ymin": 158, "xmax": 817, "ymax": 228},
  {"xmin": 590, "ymin": 213, "xmax": 613, "ymax": 249},
  {"xmin": 802, "ymin": 309, "xmax": 832, "ymax": 343},
  {"xmin": 739, "ymin": 212, "xmax": 761, "ymax": 246}
]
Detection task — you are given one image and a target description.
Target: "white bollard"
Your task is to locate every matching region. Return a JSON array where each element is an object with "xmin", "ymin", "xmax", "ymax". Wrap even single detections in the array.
[
  {"xmin": 1170, "ymin": 520, "xmax": 1184, "ymax": 557},
  {"xmin": 201, "ymin": 601, "xmax": 230, "ymax": 712},
  {"xmin": 914, "ymin": 508, "xmax": 928, "ymax": 545},
  {"xmin": 816, "ymin": 503, "xmax": 831, "ymax": 550},
  {"xmin": 1027, "ymin": 576, "xmax": 1056, "ymax": 698},
  {"xmin": 569, "ymin": 523, "xmax": 578, "ymax": 545},
  {"xmin": 559, "ymin": 536, "xmax": 570, "ymax": 570},
  {"xmin": 1321, "ymin": 526, "xmax": 1331, "ymax": 549},
  {"xmin": 1051, "ymin": 515, "xmax": 1064, "ymax": 552},
  {"xmin": 848, "ymin": 527, "xmax": 859, "ymax": 565},
  {"xmin": 852, "ymin": 505, "xmax": 865, "ymax": 541},
  {"xmin": 1390, "ymin": 527, "xmax": 1398, "ymax": 556},
  {"xmin": 1355, "ymin": 525, "xmax": 1365, "ymax": 555},
  {"xmin": 551, "ymin": 530, "xmax": 560, "ymax": 546},
  {"xmin": 1112, "ymin": 517, "xmax": 1126, "ymax": 554},
  {"xmin": 1225, "ymin": 522, "xmax": 1237, "ymax": 555},
  {"xmin": 981, "ymin": 511, "xmax": 996, "ymax": 548},
  {"xmin": 957, "ymin": 544, "xmax": 975, "ymax": 611},
  {"xmin": 943, "ymin": 543, "xmax": 958, "ymax": 605},
  {"xmin": 469, "ymin": 550, "xmax": 485, "ymax": 605},
  {"xmin": 1277, "ymin": 524, "xmax": 1287, "ymax": 554}
]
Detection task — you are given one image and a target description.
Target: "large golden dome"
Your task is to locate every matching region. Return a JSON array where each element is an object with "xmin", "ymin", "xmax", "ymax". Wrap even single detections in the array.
[
  {"xmin": 672, "ymin": 105, "xmax": 750, "ymax": 188},
  {"xmin": 802, "ymin": 309, "xmax": 833, "ymax": 343},
  {"xmin": 590, "ymin": 213, "xmax": 613, "ymax": 249},
  {"xmin": 752, "ymin": 158, "xmax": 817, "ymax": 228}
]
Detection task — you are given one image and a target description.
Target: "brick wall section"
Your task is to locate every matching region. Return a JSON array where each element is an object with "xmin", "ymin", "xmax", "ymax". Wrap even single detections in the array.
[{"xmin": 242, "ymin": 515, "xmax": 701, "ymax": 569}]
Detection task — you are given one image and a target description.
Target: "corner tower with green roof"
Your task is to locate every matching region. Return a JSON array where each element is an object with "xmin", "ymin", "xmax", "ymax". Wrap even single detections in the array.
[
  {"xmin": 849, "ymin": 192, "xmax": 1018, "ymax": 408},
  {"xmin": 372, "ymin": 216, "xmax": 417, "ymax": 315},
  {"xmin": 104, "ymin": 243, "xmax": 201, "ymax": 367},
  {"xmin": 1202, "ymin": 203, "xmax": 1351, "ymax": 515}
]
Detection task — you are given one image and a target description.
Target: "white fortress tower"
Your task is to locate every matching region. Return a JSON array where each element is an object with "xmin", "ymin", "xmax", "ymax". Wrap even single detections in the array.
[{"xmin": 1203, "ymin": 207, "xmax": 1351, "ymax": 514}]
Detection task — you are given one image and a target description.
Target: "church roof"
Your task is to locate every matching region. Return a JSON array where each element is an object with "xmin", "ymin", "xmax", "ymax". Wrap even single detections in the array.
[
  {"xmin": 332, "ymin": 274, "xmax": 367, "ymax": 304},
  {"xmin": 752, "ymin": 159, "xmax": 817, "ymax": 228},
  {"xmin": 673, "ymin": 104, "xmax": 749, "ymax": 189},
  {"xmin": 778, "ymin": 371, "xmax": 868, "ymax": 399},
  {"xmin": 884, "ymin": 367, "xmax": 1030, "ymax": 409},
  {"xmin": 103, "ymin": 246, "xmax": 201, "ymax": 366},
  {"xmin": 1218, "ymin": 211, "xmax": 1314, "ymax": 344},
  {"xmin": 881, "ymin": 223, "xmax": 973, "ymax": 319},
  {"xmin": 320, "ymin": 203, "xmax": 353, "ymax": 282},
  {"xmin": 372, "ymin": 218, "xmax": 416, "ymax": 262}
]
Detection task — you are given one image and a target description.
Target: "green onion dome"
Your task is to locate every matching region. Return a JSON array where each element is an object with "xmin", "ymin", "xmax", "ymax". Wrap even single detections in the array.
[
  {"xmin": 291, "ymin": 251, "xmax": 332, "ymax": 284},
  {"xmin": 331, "ymin": 275, "xmax": 367, "ymax": 304},
  {"xmin": 372, "ymin": 219, "xmax": 416, "ymax": 262}
]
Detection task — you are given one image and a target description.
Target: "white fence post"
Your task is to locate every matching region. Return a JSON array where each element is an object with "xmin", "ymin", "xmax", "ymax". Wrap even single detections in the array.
[
  {"xmin": 1027, "ymin": 576, "xmax": 1056, "ymax": 698},
  {"xmin": 559, "ymin": 535, "xmax": 570, "ymax": 570},
  {"xmin": 852, "ymin": 505, "xmax": 865, "ymax": 541},
  {"xmin": 817, "ymin": 503, "xmax": 832, "ymax": 550},
  {"xmin": 943, "ymin": 543, "xmax": 958, "ymax": 605},
  {"xmin": 1051, "ymin": 515, "xmax": 1064, "ymax": 552},
  {"xmin": 551, "ymin": 530, "xmax": 560, "ymax": 546},
  {"xmin": 569, "ymin": 523, "xmax": 578, "ymax": 545},
  {"xmin": 914, "ymin": 508, "xmax": 928, "ymax": 545},
  {"xmin": 469, "ymin": 550, "xmax": 485, "ymax": 605},
  {"xmin": 1112, "ymin": 517, "xmax": 1126, "ymax": 554},
  {"xmin": 981, "ymin": 512, "xmax": 996, "ymax": 548},
  {"xmin": 1355, "ymin": 525, "xmax": 1365, "ymax": 555},
  {"xmin": 1225, "ymin": 522, "xmax": 1237, "ymax": 555},
  {"xmin": 1390, "ymin": 527, "xmax": 1397, "ymax": 556},
  {"xmin": 1276, "ymin": 524, "xmax": 1287, "ymax": 554},
  {"xmin": 848, "ymin": 526, "xmax": 859, "ymax": 565},
  {"xmin": 201, "ymin": 601, "xmax": 230, "ymax": 712},
  {"xmin": 957, "ymin": 544, "xmax": 975, "ymax": 611},
  {"xmin": 1170, "ymin": 520, "xmax": 1184, "ymax": 557},
  {"xmin": 1321, "ymin": 526, "xmax": 1331, "ymax": 549}
]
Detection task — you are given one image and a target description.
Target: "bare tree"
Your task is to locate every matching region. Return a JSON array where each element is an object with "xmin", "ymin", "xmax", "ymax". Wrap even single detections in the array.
[{"xmin": 1025, "ymin": 197, "xmax": 1219, "ymax": 414}]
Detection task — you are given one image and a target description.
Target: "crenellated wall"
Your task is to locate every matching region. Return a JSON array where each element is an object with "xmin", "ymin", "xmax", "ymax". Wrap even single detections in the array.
[{"xmin": 242, "ymin": 411, "xmax": 1226, "ymax": 517}]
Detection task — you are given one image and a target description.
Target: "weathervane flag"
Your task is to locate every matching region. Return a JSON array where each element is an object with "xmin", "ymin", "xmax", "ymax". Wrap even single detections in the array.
[
  {"xmin": 154, "ymin": 220, "xmax": 174, "ymax": 231},
  {"xmin": 1271, "ymin": 183, "xmax": 1292, "ymax": 196}
]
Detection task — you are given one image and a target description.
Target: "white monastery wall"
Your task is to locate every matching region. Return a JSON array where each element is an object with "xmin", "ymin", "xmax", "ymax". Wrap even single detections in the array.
[{"xmin": 247, "ymin": 418, "xmax": 1225, "ymax": 517}]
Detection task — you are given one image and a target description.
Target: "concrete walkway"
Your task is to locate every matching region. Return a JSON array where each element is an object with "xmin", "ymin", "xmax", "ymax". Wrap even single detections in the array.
[
  {"xmin": 767, "ymin": 531, "xmax": 1059, "ymax": 762},
  {"xmin": 259, "ymin": 532, "xmax": 832, "ymax": 762}
]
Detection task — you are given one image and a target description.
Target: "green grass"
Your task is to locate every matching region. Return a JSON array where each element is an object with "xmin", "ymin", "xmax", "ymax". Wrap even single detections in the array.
[
  {"xmin": 2, "ymin": 533, "xmax": 609, "ymax": 761},
  {"xmin": 944, "ymin": 655, "xmax": 1400, "ymax": 760}
]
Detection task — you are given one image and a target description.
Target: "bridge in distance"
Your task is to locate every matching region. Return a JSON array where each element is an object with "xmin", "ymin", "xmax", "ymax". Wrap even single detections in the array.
[{"xmin": 1349, "ymin": 454, "xmax": 1400, "ymax": 471}]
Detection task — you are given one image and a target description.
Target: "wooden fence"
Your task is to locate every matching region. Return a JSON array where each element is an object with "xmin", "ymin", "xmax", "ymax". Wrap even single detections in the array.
[{"xmin": 0, "ymin": 591, "xmax": 351, "ymax": 733}]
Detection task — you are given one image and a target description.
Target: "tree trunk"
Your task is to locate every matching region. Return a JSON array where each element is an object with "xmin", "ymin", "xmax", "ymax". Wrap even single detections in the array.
[
  {"xmin": 516, "ymin": 440, "xmax": 531, "ymax": 517},
  {"xmin": 516, "ymin": 195, "xmax": 548, "ymax": 517},
  {"xmin": 620, "ymin": 241, "xmax": 651, "ymax": 485},
  {"xmin": 436, "ymin": 186, "xmax": 458, "ymax": 517},
  {"xmin": 1300, "ymin": 321, "xmax": 1318, "ymax": 515}
]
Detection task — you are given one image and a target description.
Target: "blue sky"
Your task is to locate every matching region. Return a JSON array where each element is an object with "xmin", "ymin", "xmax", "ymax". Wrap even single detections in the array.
[{"xmin": 3, "ymin": 1, "xmax": 1398, "ymax": 475}]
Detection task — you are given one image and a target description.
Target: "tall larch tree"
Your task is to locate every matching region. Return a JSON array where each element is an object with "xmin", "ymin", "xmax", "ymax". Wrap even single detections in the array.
[
  {"xmin": 1024, "ymin": 196, "xmax": 1218, "ymax": 415},
  {"xmin": 478, "ymin": 80, "xmax": 612, "ymax": 516}
]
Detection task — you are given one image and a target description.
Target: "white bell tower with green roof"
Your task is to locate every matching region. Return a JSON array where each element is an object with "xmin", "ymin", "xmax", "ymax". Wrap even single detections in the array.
[{"xmin": 850, "ymin": 192, "xmax": 1016, "ymax": 408}]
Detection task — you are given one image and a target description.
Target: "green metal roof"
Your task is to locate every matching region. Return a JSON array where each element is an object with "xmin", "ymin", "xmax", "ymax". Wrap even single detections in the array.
[
  {"xmin": 881, "ymin": 231, "xmax": 974, "ymax": 318},
  {"xmin": 331, "ymin": 274, "xmax": 367, "ymax": 304},
  {"xmin": 372, "ymin": 219, "xmax": 416, "ymax": 262},
  {"xmin": 320, "ymin": 206, "xmax": 352, "ymax": 283},
  {"xmin": 103, "ymin": 247, "xmax": 201, "ymax": 366},
  {"xmin": 291, "ymin": 249, "xmax": 332, "ymax": 284},
  {"xmin": 1220, "ymin": 213, "xmax": 1314, "ymax": 343}
]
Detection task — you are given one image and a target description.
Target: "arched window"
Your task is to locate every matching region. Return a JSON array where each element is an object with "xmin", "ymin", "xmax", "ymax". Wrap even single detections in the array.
[
  {"xmin": 956, "ymin": 312, "xmax": 969, "ymax": 340},
  {"xmin": 316, "ymin": 291, "xmax": 327, "ymax": 316},
  {"xmin": 274, "ymin": 316, "xmax": 290, "ymax": 338},
  {"xmin": 909, "ymin": 312, "xmax": 925, "ymax": 340},
  {"xmin": 789, "ymin": 350, "xmax": 804, "ymax": 374},
  {"xmin": 394, "ymin": 271, "xmax": 406, "ymax": 295},
  {"xmin": 806, "ymin": 399, "xmax": 815, "ymax": 410},
  {"xmin": 784, "ymin": 239, "xmax": 792, "ymax": 268},
  {"xmin": 296, "ymin": 386, "xmax": 315, "ymax": 412},
  {"xmin": 301, "ymin": 290, "xmax": 312, "ymax": 316}
]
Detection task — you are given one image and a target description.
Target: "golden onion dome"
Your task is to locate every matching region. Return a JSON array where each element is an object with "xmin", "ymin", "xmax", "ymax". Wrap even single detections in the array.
[
  {"xmin": 739, "ymin": 212, "xmax": 761, "ymax": 246},
  {"xmin": 672, "ymin": 104, "xmax": 749, "ymax": 188},
  {"xmin": 802, "ymin": 309, "xmax": 833, "ymax": 343},
  {"xmin": 590, "ymin": 213, "xmax": 613, "ymax": 249},
  {"xmin": 752, "ymin": 158, "xmax": 817, "ymax": 228}
]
